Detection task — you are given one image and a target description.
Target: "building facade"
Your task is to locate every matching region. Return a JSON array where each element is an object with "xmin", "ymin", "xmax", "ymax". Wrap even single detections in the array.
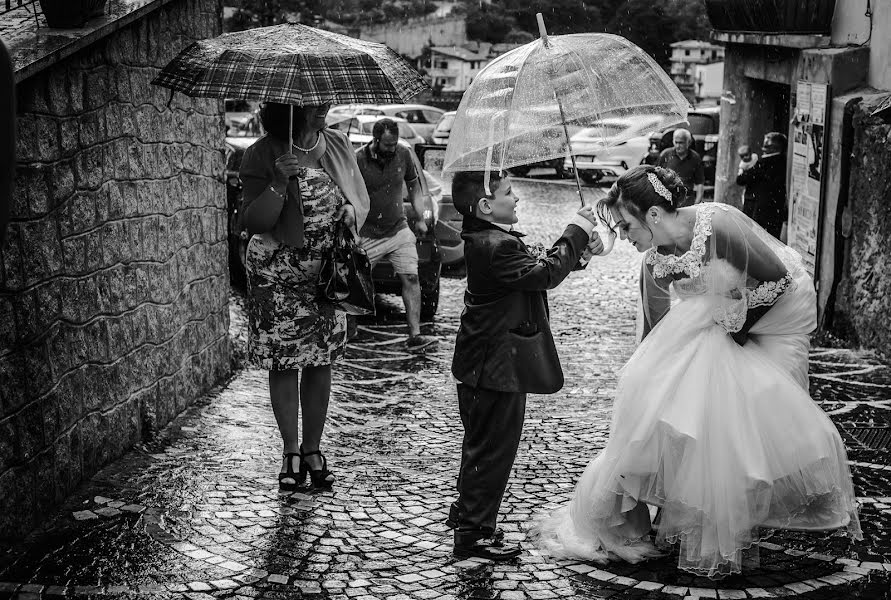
[{"xmin": 711, "ymin": 0, "xmax": 891, "ymax": 353}]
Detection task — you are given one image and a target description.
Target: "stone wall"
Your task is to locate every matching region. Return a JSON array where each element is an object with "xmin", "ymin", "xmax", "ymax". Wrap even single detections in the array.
[
  {"xmin": 0, "ymin": 0, "xmax": 230, "ymax": 539},
  {"xmin": 832, "ymin": 96, "xmax": 891, "ymax": 355}
]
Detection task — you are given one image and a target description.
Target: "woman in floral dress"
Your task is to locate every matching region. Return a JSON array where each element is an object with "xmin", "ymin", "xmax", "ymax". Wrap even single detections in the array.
[{"xmin": 239, "ymin": 103, "xmax": 369, "ymax": 490}]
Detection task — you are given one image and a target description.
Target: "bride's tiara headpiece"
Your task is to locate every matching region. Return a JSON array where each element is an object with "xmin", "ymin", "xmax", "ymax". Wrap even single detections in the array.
[{"xmin": 648, "ymin": 172, "xmax": 673, "ymax": 205}]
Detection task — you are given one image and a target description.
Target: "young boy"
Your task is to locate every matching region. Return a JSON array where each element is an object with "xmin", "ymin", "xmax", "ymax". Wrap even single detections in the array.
[{"xmin": 447, "ymin": 170, "xmax": 602, "ymax": 560}]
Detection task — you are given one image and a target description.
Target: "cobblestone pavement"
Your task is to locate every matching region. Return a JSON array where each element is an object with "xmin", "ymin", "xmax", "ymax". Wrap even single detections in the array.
[{"xmin": 2, "ymin": 180, "xmax": 890, "ymax": 599}]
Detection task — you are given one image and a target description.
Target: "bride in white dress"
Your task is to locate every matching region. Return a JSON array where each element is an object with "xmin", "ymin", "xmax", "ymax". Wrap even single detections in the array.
[{"xmin": 537, "ymin": 165, "xmax": 861, "ymax": 578}]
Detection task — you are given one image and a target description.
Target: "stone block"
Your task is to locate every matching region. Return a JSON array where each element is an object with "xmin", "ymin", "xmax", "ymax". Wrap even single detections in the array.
[
  {"xmin": 35, "ymin": 280, "xmax": 63, "ymax": 335},
  {"xmin": 65, "ymin": 70, "xmax": 84, "ymax": 114},
  {"xmin": 61, "ymin": 236, "xmax": 87, "ymax": 276},
  {"xmin": 50, "ymin": 161, "xmax": 77, "ymax": 206},
  {"xmin": 16, "ymin": 401, "xmax": 45, "ymax": 461},
  {"xmin": 59, "ymin": 118, "xmax": 80, "ymax": 157},
  {"xmin": 20, "ymin": 219, "xmax": 63, "ymax": 286},
  {"xmin": 78, "ymin": 111, "xmax": 107, "ymax": 150},
  {"xmin": 0, "ymin": 465, "xmax": 36, "ymax": 538},
  {"xmin": 0, "ymin": 418, "xmax": 16, "ymax": 472},
  {"xmin": 2, "ymin": 224, "xmax": 25, "ymax": 291}
]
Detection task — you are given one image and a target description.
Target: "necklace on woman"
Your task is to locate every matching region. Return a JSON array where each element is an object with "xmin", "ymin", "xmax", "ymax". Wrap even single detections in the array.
[{"xmin": 293, "ymin": 132, "xmax": 321, "ymax": 153}]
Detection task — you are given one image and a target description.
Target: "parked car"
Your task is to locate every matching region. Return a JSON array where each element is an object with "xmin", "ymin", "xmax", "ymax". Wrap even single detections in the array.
[
  {"xmin": 327, "ymin": 115, "xmax": 425, "ymax": 149},
  {"xmin": 644, "ymin": 107, "xmax": 721, "ymax": 184},
  {"xmin": 431, "ymin": 111, "xmax": 456, "ymax": 146},
  {"xmin": 368, "ymin": 104, "xmax": 446, "ymax": 143},
  {"xmin": 563, "ymin": 115, "xmax": 665, "ymax": 183},
  {"xmin": 415, "ymin": 144, "xmax": 464, "ymax": 267},
  {"xmin": 225, "ymin": 135, "xmax": 443, "ymax": 320}
]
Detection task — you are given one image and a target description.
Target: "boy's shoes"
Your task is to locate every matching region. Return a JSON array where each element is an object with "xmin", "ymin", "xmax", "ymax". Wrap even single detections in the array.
[
  {"xmin": 453, "ymin": 536, "xmax": 521, "ymax": 561},
  {"xmin": 406, "ymin": 334, "xmax": 438, "ymax": 353}
]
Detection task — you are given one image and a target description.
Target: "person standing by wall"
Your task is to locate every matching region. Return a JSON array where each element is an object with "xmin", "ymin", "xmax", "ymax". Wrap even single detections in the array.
[
  {"xmin": 239, "ymin": 102, "xmax": 370, "ymax": 492},
  {"xmin": 736, "ymin": 132, "xmax": 787, "ymax": 239},
  {"xmin": 656, "ymin": 129, "xmax": 705, "ymax": 206},
  {"xmin": 356, "ymin": 118, "xmax": 438, "ymax": 352}
]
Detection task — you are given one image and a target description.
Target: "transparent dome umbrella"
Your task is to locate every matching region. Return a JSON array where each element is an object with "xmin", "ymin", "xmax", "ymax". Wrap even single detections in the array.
[{"xmin": 442, "ymin": 14, "xmax": 690, "ymax": 249}]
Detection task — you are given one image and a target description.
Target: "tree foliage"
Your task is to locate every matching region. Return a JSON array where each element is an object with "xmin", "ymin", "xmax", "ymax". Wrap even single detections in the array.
[{"xmin": 457, "ymin": 0, "xmax": 710, "ymax": 66}]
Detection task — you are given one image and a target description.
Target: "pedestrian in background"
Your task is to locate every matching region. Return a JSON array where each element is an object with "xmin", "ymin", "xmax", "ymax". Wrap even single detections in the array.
[
  {"xmin": 447, "ymin": 170, "xmax": 602, "ymax": 560},
  {"xmin": 356, "ymin": 118, "xmax": 437, "ymax": 352},
  {"xmin": 737, "ymin": 143, "xmax": 759, "ymax": 207},
  {"xmin": 736, "ymin": 132, "xmax": 787, "ymax": 239},
  {"xmin": 656, "ymin": 129, "xmax": 704, "ymax": 206},
  {"xmin": 239, "ymin": 102, "xmax": 370, "ymax": 492}
]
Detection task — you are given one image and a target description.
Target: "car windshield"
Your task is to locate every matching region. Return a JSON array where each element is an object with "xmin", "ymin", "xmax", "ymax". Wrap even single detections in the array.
[
  {"xmin": 579, "ymin": 123, "xmax": 629, "ymax": 138},
  {"xmin": 435, "ymin": 114, "xmax": 455, "ymax": 133},
  {"xmin": 687, "ymin": 114, "xmax": 718, "ymax": 136},
  {"xmin": 360, "ymin": 121, "xmax": 415, "ymax": 139}
]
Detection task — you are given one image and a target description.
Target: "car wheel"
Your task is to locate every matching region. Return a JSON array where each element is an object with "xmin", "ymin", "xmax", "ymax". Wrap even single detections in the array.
[
  {"xmin": 580, "ymin": 171, "xmax": 602, "ymax": 184},
  {"xmin": 420, "ymin": 276, "xmax": 440, "ymax": 322}
]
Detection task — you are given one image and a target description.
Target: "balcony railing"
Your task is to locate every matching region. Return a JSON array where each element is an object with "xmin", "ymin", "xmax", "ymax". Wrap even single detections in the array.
[{"xmin": 705, "ymin": 0, "xmax": 836, "ymax": 34}]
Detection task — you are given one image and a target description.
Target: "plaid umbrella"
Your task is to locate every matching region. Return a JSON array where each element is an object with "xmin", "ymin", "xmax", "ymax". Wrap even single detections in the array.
[{"xmin": 152, "ymin": 23, "xmax": 428, "ymax": 105}]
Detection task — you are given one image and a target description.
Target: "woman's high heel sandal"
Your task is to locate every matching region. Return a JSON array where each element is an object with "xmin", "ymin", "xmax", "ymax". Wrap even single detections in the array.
[
  {"xmin": 298, "ymin": 447, "xmax": 335, "ymax": 489},
  {"xmin": 279, "ymin": 452, "xmax": 301, "ymax": 492}
]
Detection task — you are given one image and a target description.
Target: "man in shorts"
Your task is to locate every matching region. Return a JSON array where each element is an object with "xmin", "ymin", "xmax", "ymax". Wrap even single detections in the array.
[{"xmin": 356, "ymin": 118, "xmax": 438, "ymax": 352}]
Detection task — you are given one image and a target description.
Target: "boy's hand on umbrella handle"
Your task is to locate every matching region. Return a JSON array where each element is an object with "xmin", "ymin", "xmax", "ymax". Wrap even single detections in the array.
[
  {"xmin": 576, "ymin": 205, "xmax": 597, "ymax": 225},
  {"xmin": 335, "ymin": 204, "xmax": 356, "ymax": 228},
  {"xmin": 586, "ymin": 233, "xmax": 604, "ymax": 257},
  {"xmin": 274, "ymin": 153, "xmax": 303, "ymax": 179}
]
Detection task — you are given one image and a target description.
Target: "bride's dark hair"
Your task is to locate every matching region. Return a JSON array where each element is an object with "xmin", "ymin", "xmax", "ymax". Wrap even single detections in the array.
[{"xmin": 601, "ymin": 165, "xmax": 687, "ymax": 225}]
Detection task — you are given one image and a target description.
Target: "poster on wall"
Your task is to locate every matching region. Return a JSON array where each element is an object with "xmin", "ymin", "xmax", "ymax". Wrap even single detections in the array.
[{"xmin": 788, "ymin": 81, "xmax": 829, "ymax": 280}]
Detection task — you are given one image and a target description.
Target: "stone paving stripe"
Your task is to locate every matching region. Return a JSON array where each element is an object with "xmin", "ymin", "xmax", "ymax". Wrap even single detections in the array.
[
  {"xmin": 72, "ymin": 510, "xmax": 98, "ymax": 521},
  {"xmin": 93, "ymin": 507, "xmax": 121, "ymax": 517},
  {"xmin": 807, "ymin": 552, "xmax": 836, "ymax": 561},
  {"xmin": 744, "ymin": 588, "xmax": 776, "ymax": 598},
  {"xmin": 661, "ymin": 585, "xmax": 689, "ymax": 596},
  {"xmin": 564, "ymin": 564, "xmax": 596, "ymax": 574},
  {"xmin": 843, "ymin": 564, "xmax": 873, "ymax": 575},
  {"xmin": 43, "ymin": 586, "xmax": 67, "ymax": 597},
  {"xmin": 716, "ymin": 590, "xmax": 747, "ymax": 599},
  {"xmin": 687, "ymin": 588, "xmax": 718, "ymax": 598},
  {"xmin": 586, "ymin": 569, "xmax": 617, "ymax": 582},
  {"xmin": 632, "ymin": 581, "xmax": 664, "ymax": 591},
  {"xmin": 187, "ymin": 582, "xmax": 213, "ymax": 592},
  {"xmin": 609, "ymin": 575, "xmax": 639, "ymax": 586}
]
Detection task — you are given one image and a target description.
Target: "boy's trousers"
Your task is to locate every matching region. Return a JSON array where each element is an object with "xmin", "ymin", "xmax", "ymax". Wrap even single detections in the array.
[{"xmin": 451, "ymin": 382, "xmax": 526, "ymax": 544}]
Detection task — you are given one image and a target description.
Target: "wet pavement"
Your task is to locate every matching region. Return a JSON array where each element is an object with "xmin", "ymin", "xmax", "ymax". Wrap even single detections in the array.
[{"xmin": 1, "ymin": 180, "xmax": 890, "ymax": 599}]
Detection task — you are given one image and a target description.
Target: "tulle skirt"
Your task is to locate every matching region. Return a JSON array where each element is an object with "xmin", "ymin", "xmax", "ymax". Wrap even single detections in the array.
[{"xmin": 536, "ymin": 276, "xmax": 862, "ymax": 578}]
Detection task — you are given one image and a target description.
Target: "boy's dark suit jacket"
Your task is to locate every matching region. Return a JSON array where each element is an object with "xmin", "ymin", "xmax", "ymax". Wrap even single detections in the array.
[{"xmin": 452, "ymin": 216, "xmax": 589, "ymax": 394}]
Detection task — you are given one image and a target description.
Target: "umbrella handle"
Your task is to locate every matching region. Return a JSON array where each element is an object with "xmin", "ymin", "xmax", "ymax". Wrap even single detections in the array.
[
  {"xmin": 555, "ymin": 93, "xmax": 585, "ymax": 208},
  {"xmin": 288, "ymin": 106, "xmax": 293, "ymax": 155}
]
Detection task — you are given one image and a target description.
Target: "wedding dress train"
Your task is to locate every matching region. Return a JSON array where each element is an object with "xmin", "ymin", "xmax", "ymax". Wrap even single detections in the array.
[{"xmin": 537, "ymin": 204, "xmax": 861, "ymax": 578}]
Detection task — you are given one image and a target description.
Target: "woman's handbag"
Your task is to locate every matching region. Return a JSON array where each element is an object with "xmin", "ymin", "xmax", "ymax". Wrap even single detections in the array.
[{"xmin": 317, "ymin": 223, "xmax": 375, "ymax": 315}]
